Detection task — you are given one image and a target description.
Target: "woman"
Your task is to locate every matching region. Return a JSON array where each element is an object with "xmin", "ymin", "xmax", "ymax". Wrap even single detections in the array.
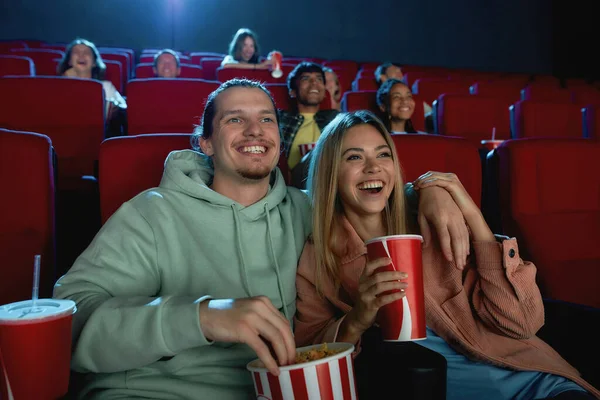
[
  {"xmin": 294, "ymin": 110, "xmax": 599, "ymax": 399},
  {"xmin": 221, "ymin": 28, "xmax": 273, "ymax": 70},
  {"xmin": 323, "ymin": 67, "xmax": 342, "ymax": 111},
  {"xmin": 376, "ymin": 78, "xmax": 428, "ymax": 134},
  {"xmin": 57, "ymin": 38, "xmax": 127, "ymax": 120}
]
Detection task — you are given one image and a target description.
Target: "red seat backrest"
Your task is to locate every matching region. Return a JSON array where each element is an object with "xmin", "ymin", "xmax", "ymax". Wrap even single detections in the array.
[
  {"xmin": 391, "ymin": 134, "xmax": 482, "ymax": 206},
  {"xmin": 264, "ymin": 84, "xmax": 291, "ymax": 111},
  {"xmin": 126, "ymin": 78, "xmax": 219, "ymax": 134},
  {"xmin": 582, "ymin": 106, "xmax": 599, "ymax": 140},
  {"xmin": 0, "ymin": 128, "xmax": 55, "ymax": 304},
  {"xmin": 436, "ymin": 94, "xmax": 512, "ymax": 141},
  {"xmin": 403, "ymin": 71, "xmax": 449, "ymax": 88},
  {"xmin": 0, "ymin": 55, "xmax": 35, "ymax": 76},
  {"xmin": 521, "ymin": 84, "xmax": 573, "ymax": 103},
  {"xmin": 0, "ymin": 41, "xmax": 27, "ymax": 52},
  {"xmin": 0, "ymin": 77, "xmax": 105, "ymax": 187},
  {"xmin": 495, "ymin": 138, "xmax": 600, "ymax": 307},
  {"xmin": 190, "ymin": 52, "xmax": 227, "ymax": 65},
  {"xmin": 353, "ymin": 77, "xmax": 378, "ymax": 91},
  {"xmin": 412, "ymin": 78, "xmax": 472, "ymax": 107},
  {"xmin": 571, "ymin": 86, "xmax": 600, "ymax": 106},
  {"xmin": 104, "ymin": 59, "xmax": 123, "ymax": 93},
  {"xmin": 200, "ymin": 57, "xmax": 224, "ymax": 81},
  {"xmin": 342, "ymin": 91, "xmax": 378, "ymax": 113},
  {"xmin": 10, "ymin": 49, "xmax": 64, "ymax": 76},
  {"xmin": 99, "ymin": 52, "xmax": 131, "ymax": 80},
  {"xmin": 470, "ymin": 81, "xmax": 523, "ymax": 103},
  {"xmin": 511, "ymin": 100, "xmax": 584, "ymax": 139},
  {"xmin": 99, "ymin": 134, "xmax": 192, "ymax": 223}
]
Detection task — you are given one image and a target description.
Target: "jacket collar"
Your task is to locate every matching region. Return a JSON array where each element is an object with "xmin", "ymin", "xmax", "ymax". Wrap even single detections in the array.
[{"xmin": 332, "ymin": 215, "xmax": 367, "ymax": 264}]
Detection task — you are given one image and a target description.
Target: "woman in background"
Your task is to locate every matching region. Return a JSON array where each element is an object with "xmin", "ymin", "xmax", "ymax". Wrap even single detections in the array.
[
  {"xmin": 376, "ymin": 78, "xmax": 427, "ymax": 134},
  {"xmin": 221, "ymin": 28, "xmax": 273, "ymax": 70},
  {"xmin": 57, "ymin": 38, "xmax": 127, "ymax": 120}
]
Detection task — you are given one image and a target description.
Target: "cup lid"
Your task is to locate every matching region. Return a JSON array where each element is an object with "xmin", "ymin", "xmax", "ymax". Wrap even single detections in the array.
[
  {"xmin": 365, "ymin": 234, "xmax": 423, "ymax": 245},
  {"xmin": 0, "ymin": 299, "xmax": 76, "ymax": 322}
]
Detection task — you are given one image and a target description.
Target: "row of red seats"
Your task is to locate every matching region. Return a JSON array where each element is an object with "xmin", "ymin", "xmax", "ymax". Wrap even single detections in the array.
[
  {"xmin": 3, "ymin": 128, "xmax": 598, "ymax": 310},
  {"xmin": 2, "ymin": 76, "xmax": 598, "ymax": 192},
  {"xmin": 344, "ymin": 91, "xmax": 599, "ymax": 142}
]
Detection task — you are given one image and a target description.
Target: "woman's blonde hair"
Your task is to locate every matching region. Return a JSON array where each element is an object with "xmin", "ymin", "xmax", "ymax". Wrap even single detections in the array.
[{"xmin": 307, "ymin": 110, "xmax": 409, "ymax": 293}]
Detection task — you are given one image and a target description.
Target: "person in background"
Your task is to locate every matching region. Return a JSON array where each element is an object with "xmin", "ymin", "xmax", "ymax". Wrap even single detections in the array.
[
  {"xmin": 377, "ymin": 78, "xmax": 427, "ymax": 134},
  {"xmin": 221, "ymin": 28, "xmax": 273, "ymax": 70},
  {"xmin": 323, "ymin": 67, "xmax": 342, "ymax": 111},
  {"xmin": 153, "ymin": 49, "xmax": 181, "ymax": 78},
  {"xmin": 53, "ymin": 79, "xmax": 476, "ymax": 400},
  {"xmin": 294, "ymin": 110, "xmax": 600, "ymax": 400},
  {"xmin": 375, "ymin": 62, "xmax": 404, "ymax": 86},
  {"xmin": 57, "ymin": 38, "xmax": 127, "ymax": 118},
  {"xmin": 278, "ymin": 62, "xmax": 338, "ymax": 188}
]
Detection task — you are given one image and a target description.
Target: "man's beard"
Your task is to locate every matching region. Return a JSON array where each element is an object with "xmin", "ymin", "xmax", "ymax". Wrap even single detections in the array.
[
  {"xmin": 236, "ymin": 166, "xmax": 271, "ymax": 181},
  {"xmin": 297, "ymin": 95, "xmax": 323, "ymax": 107}
]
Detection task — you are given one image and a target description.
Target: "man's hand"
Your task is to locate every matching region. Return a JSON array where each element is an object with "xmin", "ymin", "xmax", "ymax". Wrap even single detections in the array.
[
  {"xmin": 199, "ymin": 296, "xmax": 295, "ymax": 376},
  {"xmin": 414, "ymin": 173, "xmax": 470, "ymax": 269}
]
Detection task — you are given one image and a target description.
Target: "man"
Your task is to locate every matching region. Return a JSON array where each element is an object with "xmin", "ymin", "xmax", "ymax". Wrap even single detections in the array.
[
  {"xmin": 375, "ymin": 62, "xmax": 404, "ymax": 86},
  {"xmin": 54, "ymin": 79, "xmax": 470, "ymax": 399},
  {"xmin": 153, "ymin": 49, "xmax": 181, "ymax": 78},
  {"xmin": 278, "ymin": 62, "xmax": 338, "ymax": 173}
]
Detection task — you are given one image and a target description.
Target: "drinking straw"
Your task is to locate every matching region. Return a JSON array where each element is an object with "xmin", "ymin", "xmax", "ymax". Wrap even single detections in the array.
[{"xmin": 32, "ymin": 255, "xmax": 41, "ymax": 310}]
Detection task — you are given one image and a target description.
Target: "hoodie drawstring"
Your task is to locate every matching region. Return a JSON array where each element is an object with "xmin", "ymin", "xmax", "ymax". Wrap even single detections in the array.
[
  {"xmin": 232, "ymin": 205, "xmax": 254, "ymax": 297},
  {"xmin": 265, "ymin": 203, "xmax": 290, "ymax": 321}
]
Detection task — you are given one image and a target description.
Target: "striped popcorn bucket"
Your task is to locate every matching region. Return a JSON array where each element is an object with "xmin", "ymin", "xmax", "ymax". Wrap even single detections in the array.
[
  {"xmin": 247, "ymin": 342, "xmax": 357, "ymax": 400},
  {"xmin": 365, "ymin": 235, "xmax": 427, "ymax": 342},
  {"xmin": 298, "ymin": 142, "xmax": 317, "ymax": 157}
]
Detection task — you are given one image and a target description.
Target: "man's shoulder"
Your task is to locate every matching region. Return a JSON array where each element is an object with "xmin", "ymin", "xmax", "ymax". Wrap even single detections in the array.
[
  {"xmin": 316, "ymin": 109, "xmax": 339, "ymax": 122},
  {"xmin": 285, "ymin": 186, "xmax": 311, "ymax": 209}
]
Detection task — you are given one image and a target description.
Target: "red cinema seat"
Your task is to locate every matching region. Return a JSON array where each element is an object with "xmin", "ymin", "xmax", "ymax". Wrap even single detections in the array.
[
  {"xmin": 403, "ymin": 71, "xmax": 449, "ymax": 88},
  {"xmin": 582, "ymin": 106, "xmax": 599, "ymax": 140},
  {"xmin": 10, "ymin": 49, "xmax": 64, "ymax": 76},
  {"xmin": 521, "ymin": 84, "xmax": 573, "ymax": 103},
  {"xmin": 200, "ymin": 57, "xmax": 224, "ymax": 81},
  {"xmin": 104, "ymin": 59, "xmax": 124, "ymax": 93},
  {"xmin": 412, "ymin": 79, "xmax": 472, "ymax": 108},
  {"xmin": 135, "ymin": 63, "xmax": 204, "ymax": 79},
  {"xmin": 323, "ymin": 60, "xmax": 358, "ymax": 80},
  {"xmin": 511, "ymin": 100, "xmax": 584, "ymax": 139},
  {"xmin": 436, "ymin": 94, "xmax": 512, "ymax": 142},
  {"xmin": 40, "ymin": 43, "xmax": 67, "ymax": 52},
  {"xmin": 494, "ymin": 138, "xmax": 600, "ymax": 307},
  {"xmin": 99, "ymin": 134, "xmax": 192, "ymax": 223},
  {"xmin": 0, "ymin": 77, "xmax": 105, "ymax": 189},
  {"xmin": 470, "ymin": 81, "xmax": 523, "ymax": 103},
  {"xmin": 0, "ymin": 129, "xmax": 56, "ymax": 304},
  {"xmin": 265, "ymin": 83, "xmax": 291, "ymax": 111},
  {"xmin": 391, "ymin": 134, "xmax": 482, "ymax": 207},
  {"xmin": 0, "ymin": 55, "xmax": 35, "ymax": 76},
  {"xmin": 98, "ymin": 47, "xmax": 134, "ymax": 76},
  {"xmin": 99, "ymin": 51, "xmax": 131, "ymax": 81},
  {"xmin": 353, "ymin": 77, "xmax": 378, "ymax": 91},
  {"xmin": 127, "ymin": 78, "xmax": 219, "ymax": 134},
  {"xmin": 342, "ymin": 91, "xmax": 378, "ymax": 112},
  {"xmin": 0, "ymin": 40, "xmax": 27, "ymax": 52},
  {"xmin": 571, "ymin": 86, "xmax": 600, "ymax": 106},
  {"xmin": 190, "ymin": 52, "xmax": 227, "ymax": 65}
]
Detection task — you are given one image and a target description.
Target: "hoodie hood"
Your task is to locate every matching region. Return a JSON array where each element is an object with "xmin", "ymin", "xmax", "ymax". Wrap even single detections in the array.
[{"xmin": 160, "ymin": 149, "xmax": 288, "ymax": 219}]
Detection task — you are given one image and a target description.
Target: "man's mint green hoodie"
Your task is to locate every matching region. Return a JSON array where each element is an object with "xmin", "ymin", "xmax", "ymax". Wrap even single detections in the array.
[{"xmin": 54, "ymin": 150, "xmax": 312, "ymax": 399}]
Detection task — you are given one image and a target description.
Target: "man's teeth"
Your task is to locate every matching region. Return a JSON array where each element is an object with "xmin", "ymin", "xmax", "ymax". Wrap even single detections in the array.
[
  {"xmin": 241, "ymin": 146, "xmax": 266, "ymax": 154},
  {"xmin": 358, "ymin": 181, "xmax": 384, "ymax": 189}
]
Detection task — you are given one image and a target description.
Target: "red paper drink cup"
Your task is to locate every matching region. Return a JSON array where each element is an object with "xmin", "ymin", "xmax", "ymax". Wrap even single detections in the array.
[
  {"xmin": 365, "ymin": 235, "xmax": 427, "ymax": 342},
  {"xmin": 270, "ymin": 51, "xmax": 283, "ymax": 78},
  {"xmin": 247, "ymin": 342, "xmax": 357, "ymax": 400},
  {"xmin": 298, "ymin": 142, "xmax": 317, "ymax": 157},
  {"xmin": 0, "ymin": 299, "xmax": 77, "ymax": 400}
]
